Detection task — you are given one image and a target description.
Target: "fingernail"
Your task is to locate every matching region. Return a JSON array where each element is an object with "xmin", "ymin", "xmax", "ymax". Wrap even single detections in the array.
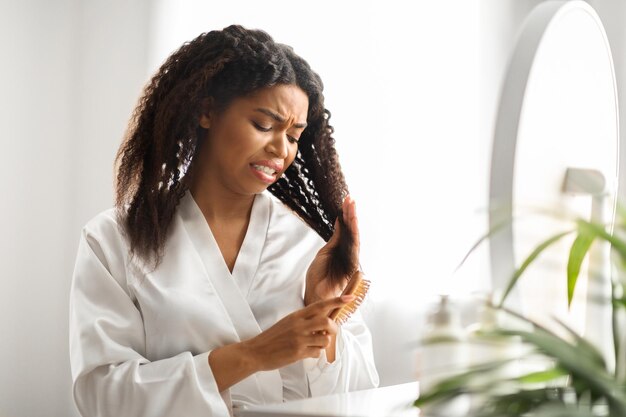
[{"xmin": 341, "ymin": 295, "xmax": 356, "ymax": 302}]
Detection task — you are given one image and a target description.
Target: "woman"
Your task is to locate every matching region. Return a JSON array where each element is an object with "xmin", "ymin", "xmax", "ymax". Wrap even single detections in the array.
[{"xmin": 69, "ymin": 25, "xmax": 379, "ymax": 417}]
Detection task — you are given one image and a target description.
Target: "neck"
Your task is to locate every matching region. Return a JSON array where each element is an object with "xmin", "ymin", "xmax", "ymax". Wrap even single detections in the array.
[{"xmin": 189, "ymin": 174, "xmax": 255, "ymax": 223}]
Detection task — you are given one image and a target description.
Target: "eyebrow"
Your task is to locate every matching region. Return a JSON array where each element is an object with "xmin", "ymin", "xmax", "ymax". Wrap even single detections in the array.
[{"xmin": 254, "ymin": 108, "xmax": 307, "ymax": 129}]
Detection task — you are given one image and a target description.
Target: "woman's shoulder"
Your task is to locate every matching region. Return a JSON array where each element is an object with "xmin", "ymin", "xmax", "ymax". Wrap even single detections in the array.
[
  {"xmin": 79, "ymin": 207, "xmax": 132, "ymax": 269},
  {"xmin": 264, "ymin": 193, "xmax": 304, "ymax": 224},
  {"xmin": 262, "ymin": 192, "xmax": 325, "ymax": 244},
  {"xmin": 82, "ymin": 207, "xmax": 125, "ymax": 242},
  {"xmin": 74, "ymin": 208, "xmax": 143, "ymax": 301}
]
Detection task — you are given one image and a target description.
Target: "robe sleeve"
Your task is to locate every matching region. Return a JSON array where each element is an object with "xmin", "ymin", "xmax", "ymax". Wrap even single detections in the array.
[
  {"xmin": 305, "ymin": 310, "xmax": 380, "ymax": 396},
  {"xmin": 69, "ymin": 226, "xmax": 232, "ymax": 417}
]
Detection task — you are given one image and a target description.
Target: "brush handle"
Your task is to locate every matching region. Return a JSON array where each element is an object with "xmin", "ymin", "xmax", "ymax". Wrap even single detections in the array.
[{"xmin": 329, "ymin": 271, "xmax": 364, "ymax": 321}]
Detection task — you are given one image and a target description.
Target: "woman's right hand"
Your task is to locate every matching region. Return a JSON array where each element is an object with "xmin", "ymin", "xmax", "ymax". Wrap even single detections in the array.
[
  {"xmin": 242, "ymin": 295, "xmax": 354, "ymax": 371},
  {"xmin": 304, "ymin": 196, "xmax": 360, "ymax": 306}
]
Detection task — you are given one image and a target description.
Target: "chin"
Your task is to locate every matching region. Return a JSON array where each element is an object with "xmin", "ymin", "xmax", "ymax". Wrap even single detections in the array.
[
  {"xmin": 241, "ymin": 183, "xmax": 271, "ymax": 195},
  {"xmin": 250, "ymin": 180, "xmax": 277, "ymax": 194},
  {"xmin": 254, "ymin": 185, "xmax": 271, "ymax": 194}
]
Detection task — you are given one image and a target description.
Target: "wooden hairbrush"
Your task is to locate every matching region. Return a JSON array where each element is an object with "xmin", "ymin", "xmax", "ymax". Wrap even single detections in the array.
[{"xmin": 329, "ymin": 271, "xmax": 370, "ymax": 325}]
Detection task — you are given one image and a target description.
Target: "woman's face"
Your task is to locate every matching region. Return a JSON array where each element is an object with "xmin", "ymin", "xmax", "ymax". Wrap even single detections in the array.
[{"xmin": 198, "ymin": 84, "xmax": 309, "ymax": 196}]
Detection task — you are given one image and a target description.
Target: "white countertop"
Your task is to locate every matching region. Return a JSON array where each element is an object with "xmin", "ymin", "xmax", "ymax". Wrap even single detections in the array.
[{"xmin": 236, "ymin": 382, "xmax": 420, "ymax": 417}]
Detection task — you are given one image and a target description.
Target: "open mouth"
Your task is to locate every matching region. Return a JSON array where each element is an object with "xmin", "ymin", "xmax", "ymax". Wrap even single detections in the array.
[
  {"xmin": 250, "ymin": 164, "xmax": 280, "ymax": 184},
  {"xmin": 251, "ymin": 164, "xmax": 277, "ymax": 176}
]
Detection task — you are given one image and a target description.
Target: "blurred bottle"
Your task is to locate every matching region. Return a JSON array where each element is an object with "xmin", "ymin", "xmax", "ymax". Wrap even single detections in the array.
[
  {"xmin": 466, "ymin": 299, "xmax": 520, "ymax": 366},
  {"xmin": 465, "ymin": 298, "xmax": 524, "ymax": 408},
  {"xmin": 416, "ymin": 295, "xmax": 469, "ymax": 416}
]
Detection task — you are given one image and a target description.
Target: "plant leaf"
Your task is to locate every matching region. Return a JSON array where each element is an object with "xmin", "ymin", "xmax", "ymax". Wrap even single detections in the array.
[
  {"xmin": 499, "ymin": 230, "xmax": 575, "ymax": 307},
  {"xmin": 567, "ymin": 230, "xmax": 595, "ymax": 307},
  {"xmin": 551, "ymin": 316, "xmax": 606, "ymax": 370},
  {"xmin": 454, "ymin": 217, "xmax": 510, "ymax": 274},
  {"xmin": 517, "ymin": 367, "xmax": 568, "ymax": 384},
  {"xmin": 497, "ymin": 305, "xmax": 607, "ymax": 369},
  {"xmin": 612, "ymin": 296, "xmax": 626, "ymax": 309},
  {"xmin": 414, "ymin": 359, "xmax": 513, "ymax": 407},
  {"xmin": 578, "ymin": 220, "xmax": 626, "ymax": 265},
  {"xmin": 527, "ymin": 403, "xmax": 597, "ymax": 417},
  {"xmin": 496, "ymin": 328, "xmax": 625, "ymax": 412}
]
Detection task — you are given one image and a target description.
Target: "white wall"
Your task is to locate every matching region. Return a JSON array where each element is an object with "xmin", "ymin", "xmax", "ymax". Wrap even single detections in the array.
[
  {"xmin": 68, "ymin": 1, "xmax": 152, "ymax": 235},
  {"xmin": 588, "ymin": 0, "xmax": 626, "ymax": 199},
  {"xmin": 0, "ymin": 1, "xmax": 75, "ymax": 415},
  {"xmin": 0, "ymin": 1, "xmax": 150, "ymax": 416}
]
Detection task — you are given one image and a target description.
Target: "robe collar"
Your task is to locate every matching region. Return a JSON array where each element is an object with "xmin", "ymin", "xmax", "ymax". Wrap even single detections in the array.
[
  {"xmin": 178, "ymin": 190, "xmax": 271, "ymax": 340},
  {"xmin": 178, "ymin": 190, "xmax": 284, "ymax": 404}
]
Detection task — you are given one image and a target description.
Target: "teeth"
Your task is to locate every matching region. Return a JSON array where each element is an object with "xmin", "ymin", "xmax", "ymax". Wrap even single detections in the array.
[{"xmin": 253, "ymin": 165, "xmax": 276, "ymax": 175}]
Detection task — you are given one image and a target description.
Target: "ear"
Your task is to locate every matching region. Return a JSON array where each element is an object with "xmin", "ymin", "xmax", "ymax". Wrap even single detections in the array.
[{"xmin": 199, "ymin": 97, "xmax": 213, "ymax": 129}]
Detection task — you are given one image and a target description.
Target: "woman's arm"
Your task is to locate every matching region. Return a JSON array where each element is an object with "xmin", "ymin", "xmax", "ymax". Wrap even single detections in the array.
[
  {"xmin": 70, "ymin": 228, "xmax": 231, "ymax": 417},
  {"xmin": 209, "ymin": 297, "xmax": 354, "ymax": 392}
]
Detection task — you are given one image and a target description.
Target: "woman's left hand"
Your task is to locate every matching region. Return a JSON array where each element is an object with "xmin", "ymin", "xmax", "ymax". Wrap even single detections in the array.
[{"xmin": 304, "ymin": 196, "xmax": 359, "ymax": 306}]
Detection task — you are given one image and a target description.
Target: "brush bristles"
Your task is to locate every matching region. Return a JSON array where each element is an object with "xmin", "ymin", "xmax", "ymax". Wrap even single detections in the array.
[{"xmin": 329, "ymin": 272, "xmax": 370, "ymax": 325}]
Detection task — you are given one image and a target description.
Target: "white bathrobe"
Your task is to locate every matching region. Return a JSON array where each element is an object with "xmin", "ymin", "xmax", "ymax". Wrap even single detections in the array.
[{"xmin": 69, "ymin": 190, "xmax": 379, "ymax": 417}]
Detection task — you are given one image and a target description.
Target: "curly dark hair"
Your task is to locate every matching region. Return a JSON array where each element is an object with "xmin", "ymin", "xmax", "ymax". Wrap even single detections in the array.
[{"xmin": 115, "ymin": 25, "xmax": 355, "ymax": 282}]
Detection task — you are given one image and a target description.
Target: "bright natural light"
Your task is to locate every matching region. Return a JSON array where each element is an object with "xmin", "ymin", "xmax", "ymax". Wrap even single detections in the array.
[{"xmin": 149, "ymin": 0, "xmax": 486, "ymax": 304}]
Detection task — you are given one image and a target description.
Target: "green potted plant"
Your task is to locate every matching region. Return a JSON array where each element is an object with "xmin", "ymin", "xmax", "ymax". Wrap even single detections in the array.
[{"xmin": 415, "ymin": 208, "xmax": 626, "ymax": 417}]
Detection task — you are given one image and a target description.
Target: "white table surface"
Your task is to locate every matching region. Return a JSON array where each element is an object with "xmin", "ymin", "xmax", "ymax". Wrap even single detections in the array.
[{"xmin": 236, "ymin": 382, "xmax": 420, "ymax": 417}]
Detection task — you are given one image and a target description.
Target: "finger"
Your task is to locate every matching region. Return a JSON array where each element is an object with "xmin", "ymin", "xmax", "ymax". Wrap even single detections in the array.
[
  {"xmin": 304, "ymin": 347, "xmax": 324, "ymax": 359},
  {"xmin": 342, "ymin": 195, "xmax": 351, "ymax": 225},
  {"xmin": 306, "ymin": 333, "xmax": 332, "ymax": 348},
  {"xmin": 341, "ymin": 196, "xmax": 360, "ymax": 262},
  {"xmin": 322, "ymin": 218, "xmax": 342, "ymax": 251},
  {"xmin": 340, "ymin": 196, "xmax": 356, "ymax": 238},
  {"xmin": 350, "ymin": 198, "xmax": 358, "ymax": 231},
  {"xmin": 343, "ymin": 195, "xmax": 351, "ymax": 211},
  {"xmin": 349, "ymin": 198, "xmax": 360, "ymax": 256},
  {"xmin": 302, "ymin": 295, "xmax": 355, "ymax": 318},
  {"xmin": 308, "ymin": 317, "xmax": 339, "ymax": 335}
]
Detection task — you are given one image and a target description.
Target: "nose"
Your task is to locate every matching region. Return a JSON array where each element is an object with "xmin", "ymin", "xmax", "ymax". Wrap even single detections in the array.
[{"xmin": 266, "ymin": 131, "xmax": 289, "ymax": 158}]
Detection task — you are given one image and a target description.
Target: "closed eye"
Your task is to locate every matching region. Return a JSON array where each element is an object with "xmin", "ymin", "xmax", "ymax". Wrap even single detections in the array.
[
  {"xmin": 254, "ymin": 121, "xmax": 299, "ymax": 145},
  {"xmin": 252, "ymin": 121, "xmax": 271, "ymax": 132}
]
